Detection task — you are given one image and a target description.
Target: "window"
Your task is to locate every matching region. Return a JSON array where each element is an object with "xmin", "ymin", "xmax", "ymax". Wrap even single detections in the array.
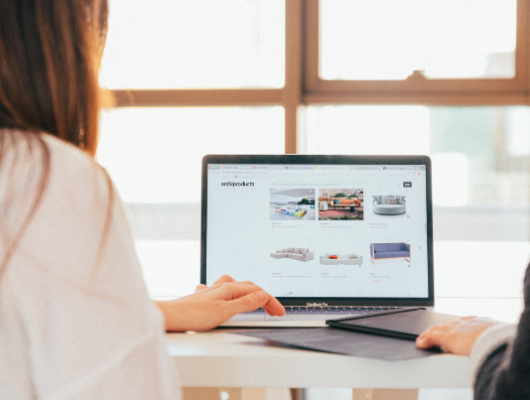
[
  {"xmin": 320, "ymin": 1, "xmax": 517, "ymax": 81},
  {"xmin": 99, "ymin": 1, "xmax": 530, "ymax": 306},
  {"xmin": 100, "ymin": 0, "xmax": 285, "ymax": 89},
  {"xmin": 306, "ymin": 0, "xmax": 528, "ymax": 102}
]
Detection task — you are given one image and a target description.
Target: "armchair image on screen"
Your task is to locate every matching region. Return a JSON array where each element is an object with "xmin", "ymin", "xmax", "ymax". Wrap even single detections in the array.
[{"xmin": 370, "ymin": 243, "xmax": 411, "ymax": 264}]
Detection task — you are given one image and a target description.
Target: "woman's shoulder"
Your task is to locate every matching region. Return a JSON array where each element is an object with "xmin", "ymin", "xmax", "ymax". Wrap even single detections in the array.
[
  {"xmin": 41, "ymin": 130, "xmax": 107, "ymax": 181},
  {"xmin": 1, "ymin": 129, "xmax": 111, "ymax": 217},
  {"xmin": 38, "ymin": 132, "xmax": 113, "ymax": 220},
  {"xmin": 41, "ymin": 130, "xmax": 90, "ymax": 156},
  {"xmin": 40, "ymin": 131, "xmax": 113, "ymax": 206},
  {"xmin": 1, "ymin": 129, "xmax": 107, "ymax": 188}
]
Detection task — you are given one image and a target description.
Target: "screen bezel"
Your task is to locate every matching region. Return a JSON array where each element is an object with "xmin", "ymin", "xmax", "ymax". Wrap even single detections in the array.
[{"xmin": 201, "ymin": 155, "xmax": 434, "ymax": 307}]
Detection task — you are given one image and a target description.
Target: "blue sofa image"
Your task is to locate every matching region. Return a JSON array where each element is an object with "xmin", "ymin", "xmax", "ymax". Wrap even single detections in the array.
[{"xmin": 370, "ymin": 242, "xmax": 411, "ymax": 264}]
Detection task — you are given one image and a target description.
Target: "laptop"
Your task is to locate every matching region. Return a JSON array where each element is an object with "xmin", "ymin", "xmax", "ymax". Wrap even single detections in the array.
[{"xmin": 201, "ymin": 155, "xmax": 434, "ymax": 327}]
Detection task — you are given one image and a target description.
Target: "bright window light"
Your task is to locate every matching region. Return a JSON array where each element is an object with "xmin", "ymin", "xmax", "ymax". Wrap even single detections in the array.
[
  {"xmin": 97, "ymin": 107, "xmax": 284, "ymax": 203},
  {"xmin": 505, "ymin": 107, "xmax": 530, "ymax": 156},
  {"xmin": 432, "ymin": 153, "xmax": 469, "ymax": 207},
  {"xmin": 305, "ymin": 105, "xmax": 430, "ymax": 155},
  {"xmin": 100, "ymin": 0, "xmax": 285, "ymax": 89},
  {"xmin": 320, "ymin": 0, "xmax": 516, "ymax": 80}
]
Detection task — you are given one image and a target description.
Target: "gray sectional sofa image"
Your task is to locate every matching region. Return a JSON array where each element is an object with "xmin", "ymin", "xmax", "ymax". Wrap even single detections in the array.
[
  {"xmin": 373, "ymin": 195, "xmax": 406, "ymax": 215},
  {"xmin": 370, "ymin": 242, "xmax": 411, "ymax": 264},
  {"xmin": 270, "ymin": 248, "xmax": 314, "ymax": 262}
]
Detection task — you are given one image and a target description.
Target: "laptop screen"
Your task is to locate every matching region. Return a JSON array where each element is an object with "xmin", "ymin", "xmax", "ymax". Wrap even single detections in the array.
[{"xmin": 202, "ymin": 157, "xmax": 432, "ymax": 305}]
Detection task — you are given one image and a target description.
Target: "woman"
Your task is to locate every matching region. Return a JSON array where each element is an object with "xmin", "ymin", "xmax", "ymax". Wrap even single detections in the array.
[
  {"xmin": 416, "ymin": 265, "xmax": 530, "ymax": 399},
  {"xmin": 0, "ymin": 0, "xmax": 284, "ymax": 398}
]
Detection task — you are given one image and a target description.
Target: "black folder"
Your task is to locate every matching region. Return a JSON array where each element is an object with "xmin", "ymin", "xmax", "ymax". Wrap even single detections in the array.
[{"xmin": 326, "ymin": 308, "xmax": 459, "ymax": 341}]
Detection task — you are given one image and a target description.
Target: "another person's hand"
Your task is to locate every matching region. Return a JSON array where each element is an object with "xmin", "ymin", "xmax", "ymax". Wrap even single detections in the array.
[
  {"xmin": 156, "ymin": 275, "xmax": 285, "ymax": 332},
  {"xmin": 416, "ymin": 316, "xmax": 499, "ymax": 355}
]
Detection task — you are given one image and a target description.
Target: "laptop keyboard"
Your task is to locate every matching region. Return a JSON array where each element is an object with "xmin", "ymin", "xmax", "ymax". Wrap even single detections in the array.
[{"xmin": 246, "ymin": 306, "xmax": 403, "ymax": 315}]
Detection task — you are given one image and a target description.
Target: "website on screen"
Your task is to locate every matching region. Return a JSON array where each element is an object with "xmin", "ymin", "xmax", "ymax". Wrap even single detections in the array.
[{"xmin": 206, "ymin": 164, "xmax": 429, "ymax": 298}]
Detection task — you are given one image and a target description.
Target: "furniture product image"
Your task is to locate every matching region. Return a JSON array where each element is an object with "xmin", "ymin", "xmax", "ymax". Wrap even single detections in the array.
[
  {"xmin": 373, "ymin": 195, "xmax": 406, "ymax": 215},
  {"xmin": 329, "ymin": 197, "xmax": 362, "ymax": 210},
  {"xmin": 318, "ymin": 193, "xmax": 364, "ymax": 221},
  {"xmin": 270, "ymin": 248, "xmax": 314, "ymax": 262},
  {"xmin": 319, "ymin": 253, "xmax": 363, "ymax": 266},
  {"xmin": 274, "ymin": 205, "xmax": 307, "ymax": 217},
  {"xmin": 370, "ymin": 243, "xmax": 411, "ymax": 264}
]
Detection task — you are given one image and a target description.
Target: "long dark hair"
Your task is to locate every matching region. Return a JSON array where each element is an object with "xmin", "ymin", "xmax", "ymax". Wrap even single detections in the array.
[{"xmin": 0, "ymin": 0, "xmax": 110, "ymax": 273}]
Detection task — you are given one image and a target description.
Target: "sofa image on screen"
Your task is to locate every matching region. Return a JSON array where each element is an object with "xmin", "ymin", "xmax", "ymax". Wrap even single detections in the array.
[
  {"xmin": 270, "ymin": 248, "xmax": 314, "ymax": 262},
  {"xmin": 318, "ymin": 189, "xmax": 364, "ymax": 221},
  {"xmin": 328, "ymin": 197, "xmax": 362, "ymax": 210},
  {"xmin": 319, "ymin": 253, "xmax": 363, "ymax": 266},
  {"xmin": 373, "ymin": 195, "xmax": 406, "ymax": 215},
  {"xmin": 370, "ymin": 243, "xmax": 411, "ymax": 264}
]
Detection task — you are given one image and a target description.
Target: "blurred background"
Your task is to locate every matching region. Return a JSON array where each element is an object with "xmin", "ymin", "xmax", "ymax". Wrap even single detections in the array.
[{"xmin": 95, "ymin": 1, "xmax": 529, "ymax": 398}]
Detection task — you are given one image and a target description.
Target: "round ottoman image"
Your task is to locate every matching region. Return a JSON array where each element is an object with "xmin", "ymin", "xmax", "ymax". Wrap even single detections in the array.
[{"xmin": 373, "ymin": 195, "xmax": 406, "ymax": 215}]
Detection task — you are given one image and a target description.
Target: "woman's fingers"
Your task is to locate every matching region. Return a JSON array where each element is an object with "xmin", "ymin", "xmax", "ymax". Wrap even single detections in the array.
[
  {"xmin": 195, "ymin": 277, "xmax": 287, "ymax": 318},
  {"xmin": 231, "ymin": 282, "xmax": 285, "ymax": 316},
  {"xmin": 416, "ymin": 327, "xmax": 446, "ymax": 349},
  {"xmin": 213, "ymin": 275, "xmax": 237, "ymax": 285},
  {"xmin": 416, "ymin": 321, "xmax": 458, "ymax": 348},
  {"xmin": 196, "ymin": 275, "xmax": 237, "ymax": 292},
  {"xmin": 217, "ymin": 281, "xmax": 286, "ymax": 316},
  {"xmin": 415, "ymin": 317, "xmax": 497, "ymax": 355},
  {"xmin": 195, "ymin": 284, "xmax": 208, "ymax": 292},
  {"xmin": 218, "ymin": 281, "xmax": 265, "ymax": 299},
  {"xmin": 226, "ymin": 290, "xmax": 272, "ymax": 316},
  {"xmin": 262, "ymin": 296, "xmax": 286, "ymax": 316}
]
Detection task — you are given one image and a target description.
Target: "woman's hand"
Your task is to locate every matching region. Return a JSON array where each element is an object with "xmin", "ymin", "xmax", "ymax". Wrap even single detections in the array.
[
  {"xmin": 195, "ymin": 275, "xmax": 283, "ymax": 317},
  {"xmin": 155, "ymin": 275, "xmax": 285, "ymax": 332},
  {"xmin": 416, "ymin": 316, "xmax": 499, "ymax": 355}
]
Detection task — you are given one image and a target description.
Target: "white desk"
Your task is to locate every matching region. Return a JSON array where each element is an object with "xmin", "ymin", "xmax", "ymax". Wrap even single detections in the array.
[
  {"xmin": 165, "ymin": 298, "xmax": 523, "ymax": 390},
  {"xmin": 167, "ymin": 330, "xmax": 468, "ymax": 389}
]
